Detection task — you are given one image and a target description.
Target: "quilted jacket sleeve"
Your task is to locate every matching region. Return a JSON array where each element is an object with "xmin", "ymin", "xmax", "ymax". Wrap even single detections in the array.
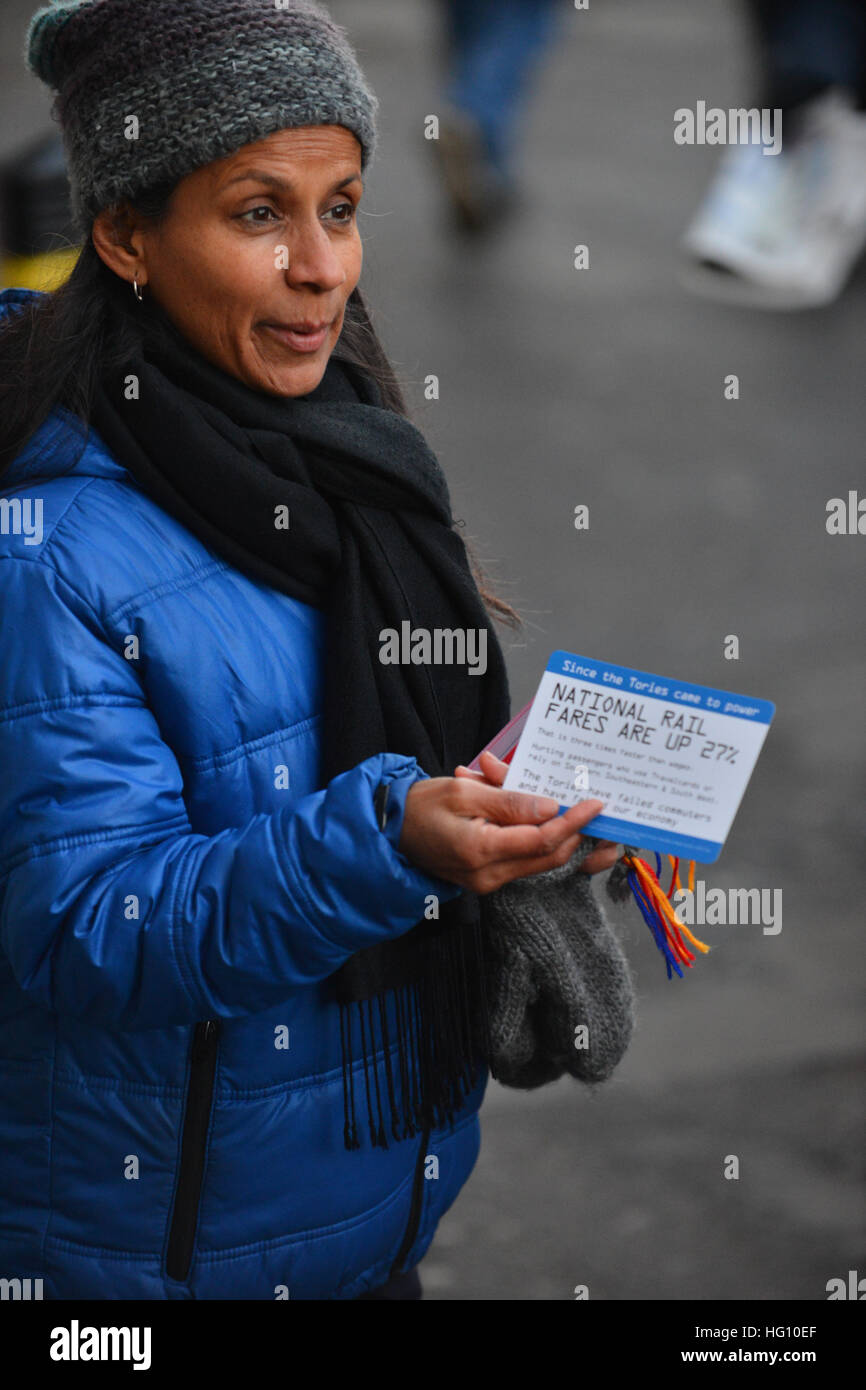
[{"xmin": 0, "ymin": 557, "xmax": 463, "ymax": 1030}]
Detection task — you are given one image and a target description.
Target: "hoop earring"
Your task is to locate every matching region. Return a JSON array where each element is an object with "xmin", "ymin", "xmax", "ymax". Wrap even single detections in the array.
[{"xmin": 132, "ymin": 275, "xmax": 144, "ymax": 302}]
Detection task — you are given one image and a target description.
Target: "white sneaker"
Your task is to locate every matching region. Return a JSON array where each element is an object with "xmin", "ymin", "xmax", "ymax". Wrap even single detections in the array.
[{"xmin": 681, "ymin": 89, "xmax": 866, "ymax": 309}]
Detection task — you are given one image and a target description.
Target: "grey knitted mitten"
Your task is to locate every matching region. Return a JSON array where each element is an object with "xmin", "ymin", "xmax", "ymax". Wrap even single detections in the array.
[{"xmin": 479, "ymin": 844, "xmax": 635, "ymax": 1089}]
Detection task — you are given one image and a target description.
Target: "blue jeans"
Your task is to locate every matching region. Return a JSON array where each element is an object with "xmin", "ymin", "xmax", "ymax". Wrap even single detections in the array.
[{"xmin": 440, "ymin": 0, "xmax": 560, "ymax": 178}]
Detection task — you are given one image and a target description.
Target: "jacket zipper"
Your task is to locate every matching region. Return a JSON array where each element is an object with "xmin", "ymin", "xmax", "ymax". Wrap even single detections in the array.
[
  {"xmin": 389, "ymin": 1126, "xmax": 431, "ymax": 1279},
  {"xmin": 165, "ymin": 1019, "xmax": 220, "ymax": 1282}
]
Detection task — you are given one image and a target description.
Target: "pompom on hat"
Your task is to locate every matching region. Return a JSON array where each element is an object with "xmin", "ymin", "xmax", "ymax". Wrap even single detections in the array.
[{"xmin": 25, "ymin": 0, "xmax": 379, "ymax": 236}]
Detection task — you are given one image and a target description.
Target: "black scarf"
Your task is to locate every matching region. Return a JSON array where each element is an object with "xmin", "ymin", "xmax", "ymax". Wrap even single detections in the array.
[{"xmin": 90, "ymin": 301, "xmax": 511, "ymax": 1149}]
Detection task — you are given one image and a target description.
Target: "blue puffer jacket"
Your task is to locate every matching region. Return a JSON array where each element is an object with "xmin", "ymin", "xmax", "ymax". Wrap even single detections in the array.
[{"xmin": 0, "ymin": 287, "xmax": 487, "ymax": 1300}]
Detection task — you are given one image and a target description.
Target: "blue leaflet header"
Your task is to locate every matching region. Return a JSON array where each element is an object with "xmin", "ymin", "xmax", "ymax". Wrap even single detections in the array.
[{"xmin": 547, "ymin": 651, "xmax": 775, "ymax": 724}]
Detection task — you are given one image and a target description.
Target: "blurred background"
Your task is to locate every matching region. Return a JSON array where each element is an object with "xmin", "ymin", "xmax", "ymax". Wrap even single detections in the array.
[{"xmin": 2, "ymin": 0, "xmax": 863, "ymax": 1300}]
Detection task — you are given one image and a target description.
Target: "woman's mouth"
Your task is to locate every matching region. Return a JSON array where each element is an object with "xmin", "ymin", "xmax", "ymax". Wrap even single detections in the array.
[{"xmin": 261, "ymin": 320, "xmax": 333, "ymax": 354}]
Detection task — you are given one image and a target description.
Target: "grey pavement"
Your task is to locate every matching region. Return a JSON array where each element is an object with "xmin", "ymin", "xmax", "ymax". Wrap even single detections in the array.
[{"xmin": 1, "ymin": 0, "xmax": 863, "ymax": 1301}]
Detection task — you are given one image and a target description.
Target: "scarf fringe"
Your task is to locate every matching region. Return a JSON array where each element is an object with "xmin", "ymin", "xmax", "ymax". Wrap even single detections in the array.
[{"xmin": 338, "ymin": 916, "xmax": 491, "ymax": 1150}]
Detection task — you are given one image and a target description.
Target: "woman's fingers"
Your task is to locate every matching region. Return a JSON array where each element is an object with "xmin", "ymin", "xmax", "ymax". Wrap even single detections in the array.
[
  {"xmin": 483, "ymin": 831, "xmax": 587, "ymax": 883},
  {"xmin": 447, "ymin": 775, "xmax": 605, "ymax": 864},
  {"xmin": 453, "ymin": 769, "xmax": 619, "ymax": 872},
  {"xmin": 464, "ymin": 792, "xmax": 605, "ymax": 865},
  {"xmin": 470, "ymin": 815, "xmax": 616, "ymax": 888},
  {"xmin": 451, "ymin": 776, "xmax": 561, "ymax": 826},
  {"xmin": 578, "ymin": 841, "xmax": 622, "ymax": 874},
  {"xmin": 398, "ymin": 774, "xmax": 615, "ymax": 893},
  {"xmin": 454, "ymin": 750, "xmax": 509, "ymax": 785}
]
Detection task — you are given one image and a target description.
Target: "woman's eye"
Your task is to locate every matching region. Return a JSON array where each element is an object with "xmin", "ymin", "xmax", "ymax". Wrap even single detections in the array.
[
  {"xmin": 326, "ymin": 202, "xmax": 356, "ymax": 224},
  {"xmin": 241, "ymin": 205, "xmax": 279, "ymax": 224}
]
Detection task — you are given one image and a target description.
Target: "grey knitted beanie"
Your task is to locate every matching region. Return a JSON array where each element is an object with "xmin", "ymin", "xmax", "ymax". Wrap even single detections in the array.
[
  {"xmin": 480, "ymin": 844, "xmax": 636, "ymax": 1090},
  {"xmin": 25, "ymin": 0, "xmax": 379, "ymax": 236}
]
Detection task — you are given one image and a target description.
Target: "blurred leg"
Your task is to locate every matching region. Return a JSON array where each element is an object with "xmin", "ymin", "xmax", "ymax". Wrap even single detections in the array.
[
  {"xmin": 681, "ymin": 0, "xmax": 866, "ymax": 307},
  {"xmin": 746, "ymin": 0, "xmax": 866, "ymax": 116},
  {"xmin": 441, "ymin": 0, "xmax": 560, "ymax": 178},
  {"xmin": 439, "ymin": 0, "xmax": 486, "ymax": 53}
]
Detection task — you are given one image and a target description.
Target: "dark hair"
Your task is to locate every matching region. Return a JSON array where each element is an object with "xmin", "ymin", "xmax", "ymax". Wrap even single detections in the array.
[{"xmin": 0, "ymin": 181, "xmax": 521, "ymax": 630}]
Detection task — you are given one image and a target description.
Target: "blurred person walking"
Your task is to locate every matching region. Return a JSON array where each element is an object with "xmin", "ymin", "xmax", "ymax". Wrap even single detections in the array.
[
  {"xmin": 682, "ymin": 0, "xmax": 866, "ymax": 307},
  {"xmin": 432, "ymin": 0, "xmax": 561, "ymax": 234}
]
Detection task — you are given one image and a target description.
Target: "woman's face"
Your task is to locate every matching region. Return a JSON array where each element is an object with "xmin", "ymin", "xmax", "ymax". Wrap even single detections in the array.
[{"xmin": 111, "ymin": 126, "xmax": 364, "ymax": 398}]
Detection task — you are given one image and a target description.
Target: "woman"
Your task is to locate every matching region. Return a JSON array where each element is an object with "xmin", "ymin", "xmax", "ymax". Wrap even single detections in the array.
[{"xmin": 0, "ymin": 0, "xmax": 621, "ymax": 1300}]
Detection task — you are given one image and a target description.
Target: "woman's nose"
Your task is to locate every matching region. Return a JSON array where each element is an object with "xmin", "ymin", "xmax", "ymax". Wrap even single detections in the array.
[{"xmin": 284, "ymin": 218, "xmax": 347, "ymax": 291}]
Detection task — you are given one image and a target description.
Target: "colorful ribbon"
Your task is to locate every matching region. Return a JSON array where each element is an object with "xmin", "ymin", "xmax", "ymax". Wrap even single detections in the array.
[{"xmin": 621, "ymin": 851, "xmax": 709, "ymax": 979}]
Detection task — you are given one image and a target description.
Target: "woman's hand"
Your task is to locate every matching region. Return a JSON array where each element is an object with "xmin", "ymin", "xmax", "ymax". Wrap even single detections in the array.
[
  {"xmin": 398, "ymin": 749, "xmax": 620, "ymax": 894},
  {"xmin": 455, "ymin": 750, "xmax": 621, "ymax": 877}
]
